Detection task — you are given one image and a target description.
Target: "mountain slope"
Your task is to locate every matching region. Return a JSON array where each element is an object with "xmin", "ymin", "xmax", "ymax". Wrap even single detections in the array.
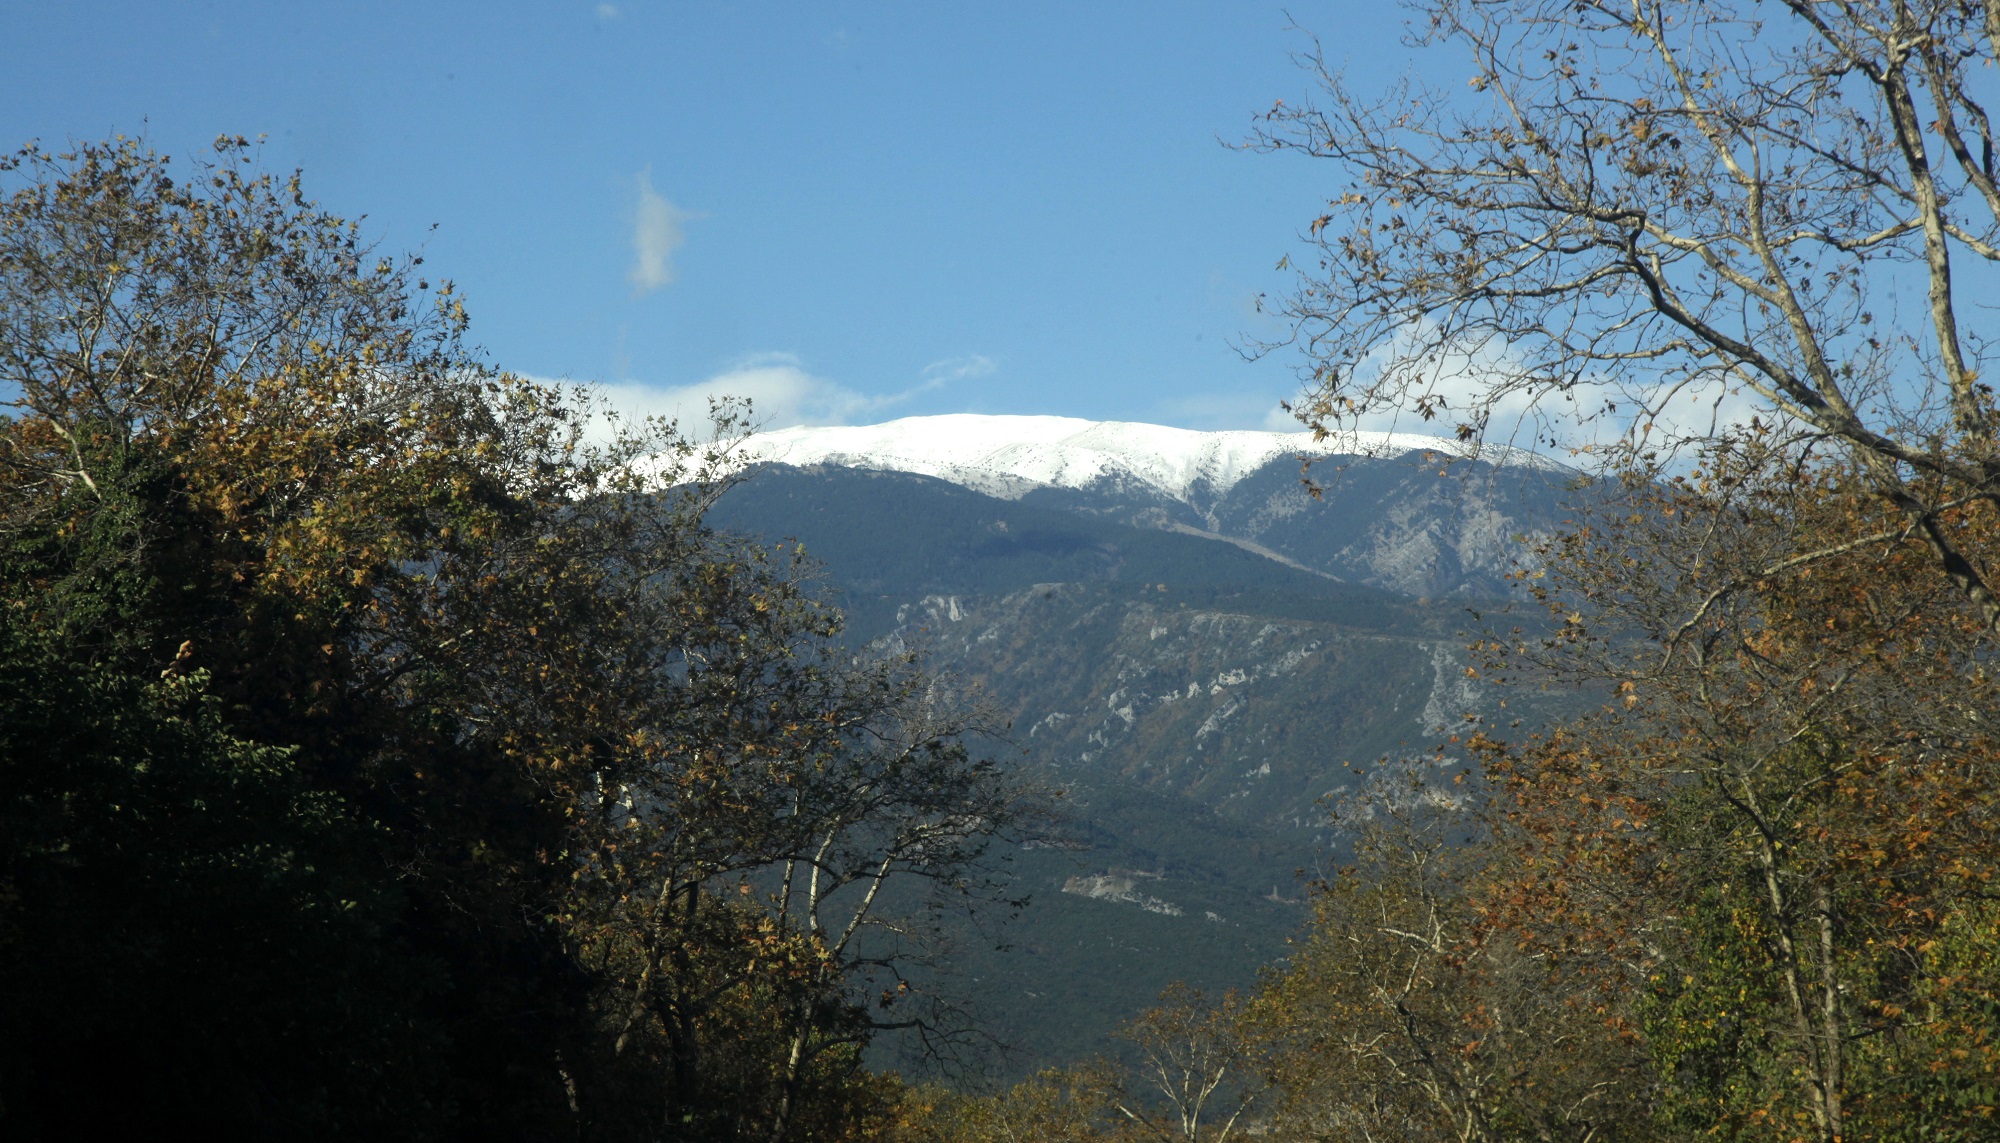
[
  {"xmin": 885, "ymin": 584, "xmax": 1466, "ymax": 830},
  {"xmin": 698, "ymin": 414, "xmax": 1580, "ymax": 599},
  {"xmin": 705, "ymin": 464, "xmax": 1430, "ymax": 643},
  {"xmin": 698, "ymin": 420, "xmax": 1584, "ymax": 1075}
]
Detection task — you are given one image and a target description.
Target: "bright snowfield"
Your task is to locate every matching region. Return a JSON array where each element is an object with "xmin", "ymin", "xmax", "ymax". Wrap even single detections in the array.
[{"xmin": 680, "ymin": 414, "xmax": 1562, "ymax": 506}]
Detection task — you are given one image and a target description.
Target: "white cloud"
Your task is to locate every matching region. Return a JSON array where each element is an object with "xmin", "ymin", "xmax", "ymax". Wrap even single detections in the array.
[
  {"xmin": 628, "ymin": 170, "xmax": 690, "ymax": 294},
  {"xmin": 590, "ymin": 351, "xmax": 993, "ymax": 438},
  {"xmin": 1155, "ymin": 390, "xmax": 1302, "ymax": 433},
  {"xmin": 1341, "ymin": 360, "xmax": 1767, "ymax": 462},
  {"xmin": 921, "ymin": 354, "xmax": 997, "ymax": 386},
  {"xmin": 1327, "ymin": 323, "xmax": 1774, "ymax": 462},
  {"xmin": 596, "ymin": 3, "xmax": 619, "ymax": 20},
  {"xmin": 1337, "ymin": 334, "xmax": 1546, "ymax": 447},
  {"xmin": 1263, "ymin": 404, "xmax": 1304, "ymax": 432},
  {"xmin": 1614, "ymin": 373, "xmax": 1768, "ymax": 461}
]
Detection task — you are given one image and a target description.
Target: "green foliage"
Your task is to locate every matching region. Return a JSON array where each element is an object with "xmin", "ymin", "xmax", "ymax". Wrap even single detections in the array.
[
  {"xmin": 0, "ymin": 137, "xmax": 1032, "ymax": 1142},
  {"xmin": 1636, "ymin": 872, "xmax": 1802, "ymax": 1138},
  {"xmin": 0, "ymin": 444, "xmax": 452, "ymax": 1137}
]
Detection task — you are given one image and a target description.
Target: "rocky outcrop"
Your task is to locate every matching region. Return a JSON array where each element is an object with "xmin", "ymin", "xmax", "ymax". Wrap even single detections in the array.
[
  {"xmin": 1060, "ymin": 870, "xmax": 1184, "ymax": 916},
  {"xmin": 885, "ymin": 584, "xmax": 1493, "ymax": 831}
]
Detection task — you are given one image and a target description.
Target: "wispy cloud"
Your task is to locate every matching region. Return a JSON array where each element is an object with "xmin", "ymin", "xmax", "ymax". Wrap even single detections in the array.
[
  {"xmin": 920, "ymin": 354, "xmax": 997, "ymax": 386},
  {"xmin": 628, "ymin": 170, "xmax": 690, "ymax": 294},
  {"xmin": 596, "ymin": 3, "xmax": 619, "ymax": 20},
  {"xmin": 1156, "ymin": 390, "xmax": 1302, "ymax": 433},
  {"xmin": 590, "ymin": 352, "xmax": 994, "ymax": 436}
]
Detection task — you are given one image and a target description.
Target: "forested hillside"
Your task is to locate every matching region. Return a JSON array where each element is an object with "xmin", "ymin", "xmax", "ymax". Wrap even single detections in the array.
[
  {"xmin": 707, "ymin": 462, "xmax": 1578, "ymax": 1071},
  {"xmin": 17, "ymin": 0, "xmax": 2000, "ymax": 1132},
  {"xmin": 0, "ymin": 140, "xmax": 1044, "ymax": 1141}
]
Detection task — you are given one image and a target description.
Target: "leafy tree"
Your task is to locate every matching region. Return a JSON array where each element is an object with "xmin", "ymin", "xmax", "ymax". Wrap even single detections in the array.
[
  {"xmin": 558, "ymin": 564, "xmax": 1045, "ymax": 1140},
  {"xmin": 1205, "ymin": 453, "xmax": 2000, "ymax": 1143},
  {"xmin": 891, "ymin": 988, "xmax": 1262, "ymax": 1143},
  {"xmin": 897, "ymin": 1068, "xmax": 1130, "ymax": 1143},
  {"xmin": 1250, "ymin": 8, "xmax": 2000, "ymax": 1130},
  {"xmin": 0, "ymin": 135, "xmax": 545, "ymax": 1139},
  {"xmin": 1244, "ymin": 764, "xmax": 1657, "ymax": 1143},
  {"xmin": 1102, "ymin": 985, "xmax": 1265, "ymax": 1143},
  {"xmin": 0, "ymin": 560, "xmax": 451, "ymax": 1138},
  {"xmin": 0, "ymin": 137, "xmax": 1038, "ymax": 1141},
  {"xmin": 1473, "ymin": 451, "xmax": 2000, "ymax": 1142}
]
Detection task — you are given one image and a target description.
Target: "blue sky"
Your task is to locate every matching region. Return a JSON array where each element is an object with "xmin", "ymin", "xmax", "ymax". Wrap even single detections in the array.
[{"xmin": 3, "ymin": 2, "xmax": 1417, "ymax": 432}]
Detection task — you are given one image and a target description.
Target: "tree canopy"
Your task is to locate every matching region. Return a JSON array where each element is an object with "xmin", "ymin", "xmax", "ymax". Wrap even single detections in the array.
[
  {"xmin": 15, "ymin": 6, "xmax": 2000, "ymax": 1134},
  {"xmin": 0, "ymin": 137, "xmax": 1041, "ymax": 1142},
  {"xmin": 915, "ymin": 7, "xmax": 2000, "ymax": 1139}
]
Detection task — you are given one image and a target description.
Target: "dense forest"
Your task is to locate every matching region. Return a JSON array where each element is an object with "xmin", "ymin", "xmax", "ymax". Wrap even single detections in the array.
[
  {"xmin": 11, "ymin": 2, "xmax": 2000, "ymax": 1140},
  {"xmin": 0, "ymin": 138, "xmax": 1042, "ymax": 1140}
]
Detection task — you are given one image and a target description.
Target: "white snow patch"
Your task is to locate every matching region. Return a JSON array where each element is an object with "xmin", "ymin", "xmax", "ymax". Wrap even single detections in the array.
[{"xmin": 655, "ymin": 413, "xmax": 1562, "ymax": 506}]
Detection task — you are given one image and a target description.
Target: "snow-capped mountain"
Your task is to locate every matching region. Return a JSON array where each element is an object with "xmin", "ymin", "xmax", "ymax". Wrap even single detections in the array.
[
  {"xmin": 696, "ymin": 417, "xmax": 1591, "ymax": 1069},
  {"xmin": 695, "ymin": 414, "xmax": 1576, "ymax": 598},
  {"xmin": 717, "ymin": 413, "xmax": 1561, "ymax": 509}
]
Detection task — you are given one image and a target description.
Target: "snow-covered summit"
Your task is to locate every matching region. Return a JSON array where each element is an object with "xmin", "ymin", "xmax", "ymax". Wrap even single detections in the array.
[{"xmin": 713, "ymin": 414, "xmax": 1558, "ymax": 505}]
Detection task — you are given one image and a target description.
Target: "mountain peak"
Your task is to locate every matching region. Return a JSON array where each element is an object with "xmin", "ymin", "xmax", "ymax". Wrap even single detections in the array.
[{"xmin": 718, "ymin": 413, "xmax": 1558, "ymax": 505}]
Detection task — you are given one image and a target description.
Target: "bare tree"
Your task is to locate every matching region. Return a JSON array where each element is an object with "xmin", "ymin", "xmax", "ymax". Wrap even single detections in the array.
[
  {"xmin": 1108, "ymin": 984, "xmax": 1265, "ymax": 1143},
  {"xmin": 759, "ymin": 679, "xmax": 1043, "ymax": 1143},
  {"xmin": 1256, "ymin": 0, "xmax": 2000, "ymax": 629},
  {"xmin": 567, "ymin": 582, "xmax": 1049, "ymax": 1140},
  {"xmin": 1249, "ymin": 764, "xmax": 1657, "ymax": 1143}
]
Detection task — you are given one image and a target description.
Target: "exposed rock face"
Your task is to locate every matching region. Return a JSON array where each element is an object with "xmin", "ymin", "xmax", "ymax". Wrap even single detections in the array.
[
  {"xmin": 1196, "ymin": 455, "xmax": 1567, "ymax": 598},
  {"xmin": 687, "ymin": 413, "xmax": 1577, "ymax": 600},
  {"xmin": 1060, "ymin": 871, "xmax": 1183, "ymax": 916},
  {"xmin": 883, "ymin": 585, "xmax": 1487, "ymax": 832},
  {"xmin": 998, "ymin": 444, "xmax": 1568, "ymax": 599},
  {"xmin": 695, "ymin": 424, "xmax": 1588, "ymax": 1076}
]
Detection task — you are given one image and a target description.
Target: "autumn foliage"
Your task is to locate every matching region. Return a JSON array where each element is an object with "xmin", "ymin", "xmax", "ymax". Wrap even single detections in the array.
[
  {"xmin": 909, "ymin": 442, "xmax": 2000, "ymax": 1143},
  {"xmin": 1468, "ymin": 449, "xmax": 2000, "ymax": 1141},
  {"xmin": 8, "ymin": 127, "xmax": 2000, "ymax": 1141},
  {"xmin": 0, "ymin": 139, "xmax": 1037, "ymax": 1142}
]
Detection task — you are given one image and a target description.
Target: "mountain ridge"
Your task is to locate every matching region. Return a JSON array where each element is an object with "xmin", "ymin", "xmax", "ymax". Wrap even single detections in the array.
[
  {"xmin": 692, "ymin": 418, "xmax": 1590, "ymax": 1073},
  {"xmin": 690, "ymin": 414, "xmax": 1568, "ymax": 520}
]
